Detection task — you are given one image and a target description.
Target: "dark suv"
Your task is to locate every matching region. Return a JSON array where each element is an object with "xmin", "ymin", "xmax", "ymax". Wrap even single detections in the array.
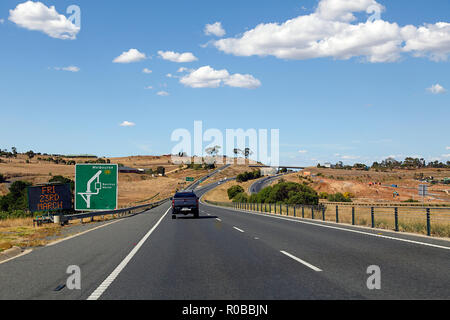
[{"xmin": 172, "ymin": 191, "xmax": 200, "ymax": 219}]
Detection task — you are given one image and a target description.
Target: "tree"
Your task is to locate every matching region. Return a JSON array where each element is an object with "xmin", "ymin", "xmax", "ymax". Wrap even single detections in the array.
[
  {"xmin": 11, "ymin": 147, "xmax": 17, "ymax": 157},
  {"xmin": 26, "ymin": 150, "xmax": 35, "ymax": 159},
  {"xmin": 49, "ymin": 176, "xmax": 75, "ymax": 192},
  {"xmin": 0, "ymin": 181, "xmax": 31, "ymax": 212},
  {"xmin": 227, "ymin": 185, "xmax": 245, "ymax": 200}
]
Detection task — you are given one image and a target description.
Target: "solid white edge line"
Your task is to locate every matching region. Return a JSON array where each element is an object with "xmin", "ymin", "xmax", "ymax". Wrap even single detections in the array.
[
  {"xmin": 233, "ymin": 226, "xmax": 245, "ymax": 233},
  {"xmin": 281, "ymin": 250, "xmax": 322, "ymax": 272},
  {"xmin": 87, "ymin": 207, "xmax": 170, "ymax": 300},
  {"xmin": 47, "ymin": 220, "xmax": 121, "ymax": 247},
  {"xmin": 0, "ymin": 249, "xmax": 33, "ymax": 265},
  {"xmin": 203, "ymin": 202, "xmax": 450, "ymax": 251}
]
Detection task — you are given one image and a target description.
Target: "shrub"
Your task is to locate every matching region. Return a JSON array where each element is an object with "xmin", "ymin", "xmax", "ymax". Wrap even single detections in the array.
[
  {"xmin": 327, "ymin": 193, "xmax": 352, "ymax": 202},
  {"xmin": 227, "ymin": 185, "xmax": 245, "ymax": 200},
  {"xmin": 253, "ymin": 182, "xmax": 319, "ymax": 205},
  {"xmin": 319, "ymin": 192, "xmax": 329, "ymax": 199},
  {"xmin": 0, "ymin": 174, "xmax": 5, "ymax": 183},
  {"xmin": 232, "ymin": 192, "xmax": 249, "ymax": 203},
  {"xmin": 236, "ymin": 170, "xmax": 261, "ymax": 183}
]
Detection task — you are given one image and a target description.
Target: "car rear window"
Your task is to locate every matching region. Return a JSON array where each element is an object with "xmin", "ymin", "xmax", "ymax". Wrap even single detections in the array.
[{"xmin": 174, "ymin": 193, "xmax": 197, "ymax": 198}]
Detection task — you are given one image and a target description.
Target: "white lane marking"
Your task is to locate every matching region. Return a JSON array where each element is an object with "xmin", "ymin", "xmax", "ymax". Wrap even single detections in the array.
[
  {"xmin": 281, "ymin": 251, "xmax": 322, "ymax": 272},
  {"xmin": 210, "ymin": 204, "xmax": 450, "ymax": 251},
  {"xmin": 233, "ymin": 227, "xmax": 245, "ymax": 233},
  {"xmin": 47, "ymin": 220, "xmax": 121, "ymax": 247},
  {"xmin": 216, "ymin": 218, "xmax": 222, "ymax": 222},
  {"xmin": 87, "ymin": 207, "xmax": 170, "ymax": 300},
  {"xmin": 0, "ymin": 249, "xmax": 33, "ymax": 265}
]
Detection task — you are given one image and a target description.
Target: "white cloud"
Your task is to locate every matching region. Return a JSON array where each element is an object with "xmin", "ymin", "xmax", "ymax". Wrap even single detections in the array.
[
  {"xmin": 298, "ymin": 150, "xmax": 308, "ymax": 154},
  {"xmin": 142, "ymin": 68, "xmax": 152, "ymax": 74},
  {"xmin": 54, "ymin": 66, "xmax": 80, "ymax": 72},
  {"xmin": 180, "ymin": 66, "xmax": 261, "ymax": 89},
  {"xmin": 9, "ymin": 1, "xmax": 79, "ymax": 40},
  {"xmin": 113, "ymin": 49, "xmax": 146, "ymax": 64},
  {"xmin": 177, "ymin": 67, "xmax": 189, "ymax": 73},
  {"xmin": 224, "ymin": 73, "xmax": 261, "ymax": 89},
  {"xmin": 214, "ymin": 0, "xmax": 450, "ymax": 63},
  {"xmin": 442, "ymin": 154, "xmax": 450, "ymax": 158},
  {"xmin": 204, "ymin": 22, "xmax": 226, "ymax": 37},
  {"xmin": 120, "ymin": 121, "xmax": 136, "ymax": 127},
  {"xmin": 158, "ymin": 51, "xmax": 198, "ymax": 63},
  {"xmin": 427, "ymin": 84, "xmax": 446, "ymax": 94},
  {"xmin": 144, "ymin": 86, "xmax": 153, "ymax": 90},
  {"xmin": 0, "ymin": 19, "xmax": 4, "ymax": 24},
  {"xmin": 166, "ymin": 73, "xmax": 175, "ymax": 78},
  {"xmin": 446, "ymin": 146, "xmax": 450, "ymax": 150},
  {"xmin": 157, "ymin": 91, "xmax": 169, "ymax": 96}
]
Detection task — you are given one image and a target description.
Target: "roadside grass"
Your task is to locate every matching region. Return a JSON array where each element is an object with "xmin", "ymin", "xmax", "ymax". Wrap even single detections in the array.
[
  {"xmin": 0, "ymin": 215, "xmax": 117, "ymax": 253},
  {"xmin": 0, "ymin": 219, "xmax": 61, "ymax": 252}
]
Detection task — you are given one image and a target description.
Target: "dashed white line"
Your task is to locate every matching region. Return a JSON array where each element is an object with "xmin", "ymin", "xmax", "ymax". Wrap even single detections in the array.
[
  {"xmin": 281, "ymin": 251, "xmax": 322, "ymax": 272},
  {"xmin": 233, "ymin": 227, "xmax": 245, "ymax": 233},
  {"xmin": 216, "ymin": 205, "xmax": 450, "ymax": 251},
  {"xmin": 87, "ymin": 207, "xmax": 170, "ymax": 300},
  {"xmin": 216, "ymin": 218, "xmax": 222, "ymax": 222}
]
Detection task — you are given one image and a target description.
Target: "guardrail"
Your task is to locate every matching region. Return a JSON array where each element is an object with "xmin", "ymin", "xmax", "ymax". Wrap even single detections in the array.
[
  {"xmin": 204, "ymin": 200, "xmax": 450, "ymax": 238},
  {"xmin": 49, "ymin": 198, "xmax": 170, "ymax": 226},
  {"xmin": 319, "ymin": 201, "xmax": 450, "ymax": 207}
]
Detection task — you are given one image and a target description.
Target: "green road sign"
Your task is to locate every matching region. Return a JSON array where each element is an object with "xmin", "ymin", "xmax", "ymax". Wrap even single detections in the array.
[
  {"xmin": 75, "ymin": 164, "xmax": 118, "ymax": 211},
  {"xmin": 186, "ymin": 177, "xmax": 195, "ymax": 182}
]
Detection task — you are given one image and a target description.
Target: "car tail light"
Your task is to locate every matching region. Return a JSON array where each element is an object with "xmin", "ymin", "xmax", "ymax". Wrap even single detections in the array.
[{"xmin": 172, "ymin": 200, "xmax": 175, "ymax": 207}]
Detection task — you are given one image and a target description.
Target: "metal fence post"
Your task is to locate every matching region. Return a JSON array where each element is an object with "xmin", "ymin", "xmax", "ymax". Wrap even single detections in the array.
[
  {"xmin": 371, "ymin": 207, "xmax": 375, "ymax": 228},
  {"xmin": 274, "ymin": 203, "xmax": 277, "ymax": 214},
  {"xmin": 286, "ymin": 205, "xmax": 289, "ymax": 216},
  {"xmin": 280, "ymin": 204, "xmax": 282, "ymax": 215},
  {"xmin": 294, "ymin": 206, "xmax": 296, "ymax": 217},
  {"xmin": 426, "ymin": 208, "xmax": 431, "ymax": 236},
  {"xmin": 322, "ymin": 207, "xmax": 326, "ymax": 221},
  {"xmin": 312, "ymin": 207, "xmax": 314, "ymax": 220},
  {"xmin": 352, "ymin": 207, "xmax": 355, "ymax": 225},
  {"xmin": 302, "ymin": 206, "xmax": 304, "ymax": 218},
  {"xmin": 394, "ymin": 207, "xmax": 399, "ymax": 232},
  {"xmin": 336, "ymin": 205, "xmax": 339, "ymax": 223}
]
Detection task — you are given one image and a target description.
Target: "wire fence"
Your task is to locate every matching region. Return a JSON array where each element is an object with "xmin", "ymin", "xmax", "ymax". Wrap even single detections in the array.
[{"xmin": 204, "ymin": 200, "xmax": 450, "ymax": 238}]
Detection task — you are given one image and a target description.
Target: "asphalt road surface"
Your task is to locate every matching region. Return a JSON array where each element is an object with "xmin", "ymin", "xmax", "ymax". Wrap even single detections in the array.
[
  {"xmin": 249, "ymin": 174, "xmax": 285, "ymax": 194},
  {"xmin": 0, "ymin": 181, "xmax": 449, "ymax": 300}
]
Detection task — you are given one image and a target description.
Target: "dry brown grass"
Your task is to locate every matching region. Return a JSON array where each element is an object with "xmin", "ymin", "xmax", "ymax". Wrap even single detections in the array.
[
  {"xmin": 203, "ymin": 179, "xmax": 262, "ymax": 203},
  {"xmin": 268, "ymin": 169, "xmax": 450, "ymax": 204},
  {"xmin": 0, "ymin": 219, "xmax": 62, "ymax": 252},
  {"xmin": 0, "ymin": 215, "xmax": 120, "ymax": 252}
]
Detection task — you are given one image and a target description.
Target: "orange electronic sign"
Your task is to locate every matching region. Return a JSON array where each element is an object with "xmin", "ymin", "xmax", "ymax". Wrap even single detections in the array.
[{"xmin": 27, "ymin": 184, "xmax": 72, "ymax": 213}]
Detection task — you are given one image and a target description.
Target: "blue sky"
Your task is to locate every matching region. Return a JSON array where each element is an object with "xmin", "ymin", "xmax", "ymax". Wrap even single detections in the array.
[{"xmin": 0, "ymin": 0, "xmax": 449, "ymax": 166}]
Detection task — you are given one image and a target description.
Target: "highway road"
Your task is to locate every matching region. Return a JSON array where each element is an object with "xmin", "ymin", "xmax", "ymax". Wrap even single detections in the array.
[
  {"xmin": 249, "ymin": 174, "xmax": 285, "ymax": 194},
  {"xmin": 0, "ymin": 181, "xmax": 449, "ymax": 300}
]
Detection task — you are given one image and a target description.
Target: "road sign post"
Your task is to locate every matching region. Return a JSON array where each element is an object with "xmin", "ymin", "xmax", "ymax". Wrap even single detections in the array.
[{"xmin": 75, "ymin": 164, "xmax": 118, "ymax": 211}]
